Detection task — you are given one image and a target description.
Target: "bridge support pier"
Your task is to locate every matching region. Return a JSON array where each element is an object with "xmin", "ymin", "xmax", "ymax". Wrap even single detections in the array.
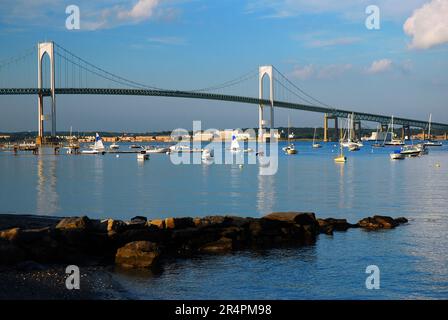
[
  {"xmin": 324, "ymin": 113, "xmax": 338, "ymax": 142},
  {"xmin": 37, "ymin": 42, "xmax": 56, "ymax": 145},
  {"xmin": 353, "ymin": 120, "xmax": 361, "ymax": 141}
]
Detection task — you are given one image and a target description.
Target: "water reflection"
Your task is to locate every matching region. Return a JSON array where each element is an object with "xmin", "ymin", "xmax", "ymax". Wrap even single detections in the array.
[
  {"xmin": 36, "ymin": 154, "xmax": 59, "ymax": 215},
  {"xmin": 92, "ymin": 155, "xmax": 104, "ymax": 213},
  {"xmin": 256, "ymin": 164, "xmax": 275, "ymax": 215},
  {"xmin": 335, "ymin": 162, "xmax": 345, "ymax": 211}
]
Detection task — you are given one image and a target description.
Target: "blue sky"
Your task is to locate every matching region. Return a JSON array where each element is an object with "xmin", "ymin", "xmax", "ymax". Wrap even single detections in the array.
[{"xmin": 0, "ymin": 0, "xmax": 447, "ymax": 132}]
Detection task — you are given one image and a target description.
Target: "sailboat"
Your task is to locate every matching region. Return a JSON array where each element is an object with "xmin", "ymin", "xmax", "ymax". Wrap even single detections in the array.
[
  {"xmin": 283, "ymin": 116, "xmax": 297, "ymax": 154},
  {"xmin": 81, "ymin": 133, "xmax": 106, "ymax": 154},
  {"xmin": 340, "ymin": 113, "xmax": 362, "ymax": 149},
  {"xmin": 64, "ymin": 126, "xmax": 80, "ymax": 154},
  {"xmin": 334, "ymin": 144, "xmax": 347, "ymax": 163},
  {"xmin": 230, "ymin": 134, "xmax": 242, "ymax": 152},
  {"xmin": 372, "ymin": 125, "xmax": 385, "ymax": 148},
  {"xmin": 312, "ymin": 127, "xmax": 322, "ymax": 148},
  {"xmin": 423, "ymin": 114, "xmax": 442, "ymax": 146},
  {"xmin": 384, "ymin": 116, "xmax": 404, "ymax": 146}
]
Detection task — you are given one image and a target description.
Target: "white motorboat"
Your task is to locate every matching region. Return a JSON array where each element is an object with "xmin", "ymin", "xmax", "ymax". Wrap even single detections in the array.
[
  {"xmin": 424, "ymin": 140, "xmax": 442, "ymax": 147},
  {"xmin": 81, "ymin": 149, "xmax": 105, "ymax": 155},
  {"xmin": 201, "ymin": 149, "xmax": 214, "ymax": 161},
  {"xmin": 137, "ymin": 151, "xmax": 149, "ymax": 161},
  {"xmin": 110, "ymin": 142, "xmax": 119, "ymax": 150},
  {"xmin": 65, "ymin": 145, "xmax": 79, "ymax": 154},
  {"xmin": 284, "ymin": 116, "xmax": 298, "ymax": 154},
  {"xmin": 390, "ymin": 150, "xmax": 405, "ymax": 160},
  {"xmin": 168, "ymin": 145, "xmax": 201, "ymax": 153},
  {"xmin": 385, "ymin": 139, "xmax": 405, "ymax": 146},
  {"xmin": 348, "ymin": 143, "xmax": 360, "ymax": 152},
  {"xmin": 283, "ymin": 143, "xmax": 297, "ymax": 154},
  {"xmin": 400, "ymin": 144, "xmax": 425, "ymax": 157},
  {"xmin": 144, "ymin": 146, "xmax": 170, "ymax": 153}
]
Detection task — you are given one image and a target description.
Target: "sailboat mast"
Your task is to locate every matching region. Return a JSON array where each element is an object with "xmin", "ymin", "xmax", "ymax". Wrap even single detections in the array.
[
  {"xmin": 287, "ymin": 116, "xmax": 290, "ymax": 144},
  {"xmin": 428, "ymin": 113, "xmax": 432, "ymax": 138}
]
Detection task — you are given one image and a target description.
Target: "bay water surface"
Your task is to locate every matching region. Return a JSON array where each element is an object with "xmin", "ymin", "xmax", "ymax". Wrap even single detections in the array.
[{"xmin": 1, "ymin": 141, "xmax": 447, "ymax": 299}]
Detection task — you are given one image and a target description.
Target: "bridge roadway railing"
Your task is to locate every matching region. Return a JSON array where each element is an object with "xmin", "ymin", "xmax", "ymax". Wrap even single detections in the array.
[{"xmin": 0, "ymin": 87, "xmax": 447, "ymax": 130}]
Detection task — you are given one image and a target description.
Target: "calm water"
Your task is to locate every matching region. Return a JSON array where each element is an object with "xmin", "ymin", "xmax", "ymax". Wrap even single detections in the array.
[{"xmin": 1, "ymin": 141, "xmax": 447, "ymax": 299}]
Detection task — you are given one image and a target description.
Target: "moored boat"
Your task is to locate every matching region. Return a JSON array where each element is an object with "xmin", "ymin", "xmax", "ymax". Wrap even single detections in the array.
[
  {"xmin": 423, "ymin": 114, "xmax": 443, "ymax": 147},
  {"xmin": 334, "ymin": 144, "xmax": 346, "ymax": 163},
  {"xmin": 390, "ymin": 150, "xmax": 405, "ymax": 160},
  {"xmin": 137, "ymin": 150, "xmax": 149, "ymax": 161},
  {"xmin": 230, "ymin": 134, "xmax": 242, "ymax": 153},
  {"xmin": 400, "ymin": 144, "xmax": 425, "ymax": 157},
  {"xmin": 81, "ymin": 133, "xmax": 105, "ymax": 154},
  {"xmin": 312, "ymin": 127, "xmax": 322, "ymax": 148},
  {"xmin": 110, "ymin": 142, "xmax": 119, "ymax": 150},
  {"xmin": 144, "ymin": 146, "xmax": 170, "ymax": 154},
  {"xmin": 201, "ymin": 149, "xmax": 214, "ymax": 161}
]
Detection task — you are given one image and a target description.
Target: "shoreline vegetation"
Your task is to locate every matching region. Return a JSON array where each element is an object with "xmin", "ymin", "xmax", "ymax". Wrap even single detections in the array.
[{"xmin": 0, "ymin": 212, "xmax": 407, "ymax": 299}]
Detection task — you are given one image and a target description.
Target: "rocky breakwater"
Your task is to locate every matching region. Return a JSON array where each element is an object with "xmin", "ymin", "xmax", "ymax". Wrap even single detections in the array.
[{"xmin": 0, "ymin": 213, "xmax": 408, "ymax": 270}]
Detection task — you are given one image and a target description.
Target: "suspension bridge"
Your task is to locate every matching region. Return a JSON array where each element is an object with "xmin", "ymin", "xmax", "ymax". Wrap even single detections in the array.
[{"xmin": 1, "ymin": 41, "xmax": 447, "ymax": 144}]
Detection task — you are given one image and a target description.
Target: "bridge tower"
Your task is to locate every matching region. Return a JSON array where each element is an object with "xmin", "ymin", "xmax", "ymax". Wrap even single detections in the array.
[
  {"xmin": 37, "ymin": 42, "xmax": 56, "ymax": 144},
  {"xmin": 259, "ymin": 66, "xmax": 274, "ymax": 141}
]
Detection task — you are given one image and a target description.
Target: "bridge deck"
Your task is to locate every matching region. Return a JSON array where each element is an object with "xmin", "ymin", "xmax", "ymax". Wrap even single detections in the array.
[{"xmin": 0, "ymin": 88, "xmax": 447, "ymax": 130}]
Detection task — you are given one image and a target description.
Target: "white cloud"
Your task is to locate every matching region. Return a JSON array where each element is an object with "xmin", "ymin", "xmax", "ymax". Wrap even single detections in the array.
[
  {"xmin": 147, "ymin": 36, "xmax": 186, "ymax": 45},
  {"xmin": 317, "ymin": 64, "xmax": 352, "ymax": 79},
  {"xmin": 290, "ymin": 63, "xmax": 352, "ymax": 79},
  {"xmin": 246, "ymin": 0, "xmax": 428, "ymax": 21},
  {"xmin": 118, "ymin": 0, "xmax": 160, "ymax": 21},
  {"xmin": 0, "ymin": 0, "xmax": 172, "ymax": 31},
  {"xmin": 367, "ymin": 59, "xmax": 393, "ymax": 74},
  {"xmin": 307, "ymin": 37, "xmax": 361, "ymax": 48},
  {"xmin": 290, "ymin": 65, "xmax": 315, "ymax": 80},
  {"xmin": 404, "ymin": 0, "xmax": 448, "ymax": 49}
]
